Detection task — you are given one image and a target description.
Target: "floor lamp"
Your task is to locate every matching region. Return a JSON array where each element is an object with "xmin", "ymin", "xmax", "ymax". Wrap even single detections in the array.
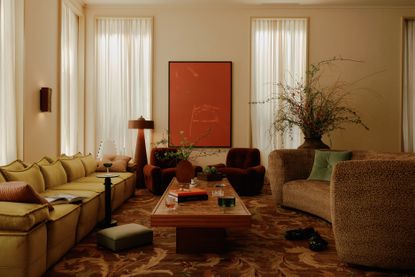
[{"xmin": 128, "ymin": 116, "xmax": 154, "ymax": 187}]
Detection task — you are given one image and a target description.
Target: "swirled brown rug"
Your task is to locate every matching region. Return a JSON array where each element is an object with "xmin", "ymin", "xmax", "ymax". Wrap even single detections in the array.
[{"xmin": 47, "ymin": 188, "xmax": 413, "ymax": 276}]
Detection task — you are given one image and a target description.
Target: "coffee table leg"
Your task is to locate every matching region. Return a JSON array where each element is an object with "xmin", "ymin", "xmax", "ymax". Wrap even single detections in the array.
[{"xmin": 176, "ymin": 228, "xmax": 226, "ymax": 253}]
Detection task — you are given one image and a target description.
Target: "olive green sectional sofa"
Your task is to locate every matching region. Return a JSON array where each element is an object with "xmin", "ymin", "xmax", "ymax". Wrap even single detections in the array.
[{"xmin": 0, "ymin": 155, "xmax": 136, "ymax": 277}]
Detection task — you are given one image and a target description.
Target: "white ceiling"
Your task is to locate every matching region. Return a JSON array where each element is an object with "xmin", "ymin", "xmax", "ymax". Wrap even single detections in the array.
[{"xmin": 84, "ymin": 0, "xmax": 415, "ymax": 6}]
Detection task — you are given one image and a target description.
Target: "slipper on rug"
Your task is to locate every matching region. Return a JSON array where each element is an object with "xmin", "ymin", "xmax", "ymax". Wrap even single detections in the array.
[
  {"xmin": 309, "ymin": 231, "xmax": 328, "ymax": 251},
  {"xmin": 285, "ymin": 227, "xmax": 315, "ymax": 240}
]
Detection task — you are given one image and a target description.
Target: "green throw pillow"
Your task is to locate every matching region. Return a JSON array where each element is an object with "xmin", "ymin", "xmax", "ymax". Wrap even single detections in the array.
[{"xmin": 308, "ymin": 150, "xmax": 352, "ymax": 181}]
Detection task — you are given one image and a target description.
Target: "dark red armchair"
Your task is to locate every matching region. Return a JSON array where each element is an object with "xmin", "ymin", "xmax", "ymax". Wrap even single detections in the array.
[
  {"xmin": 215, "ymin": 148, "xmax": 265, "ymax": 195},
  {"xmin": 143, "ymin": 148, "xmax": 202, "ymax": 195}
]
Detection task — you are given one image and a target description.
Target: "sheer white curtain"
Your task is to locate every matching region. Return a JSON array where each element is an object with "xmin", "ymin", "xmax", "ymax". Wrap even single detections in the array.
[
  {"xmin": 403, "ymin": 19, "xmax": 415, "ymax": 152},
  {"xmin": 95, "ymin": 17, "xmax": 152, "ymax": 158},
  {"xmin": 61, "ymin": 2, "xmax": 80, "ymax": 155},
  {"xmin": 251, "ymin": 18, "xmax": 307, "ymax": 165},
  {"xmin": 0, "ymin": 0, "xmax": 23, "ymax": 164}
]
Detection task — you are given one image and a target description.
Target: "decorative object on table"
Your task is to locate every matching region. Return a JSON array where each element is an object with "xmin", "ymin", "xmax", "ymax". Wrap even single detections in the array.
[
  {"xmin": 217, "ymin": 196, "xmax": 236, "ymax": 207},
  {"xmin": 128, "ymin": 116, "xmax": 154, "ymax": 187},
  {"xmin": 97, "ymin": 223, "xmax": 153, "ymax": 252},
  {"xmin": 103, "ymin": 162, "xmax": 112, "ymax": 173},
  {"xmin": 252, "ymin": 57, "xmax": 369, "ymax": 149},
  {"xmin": 197, "ymin": 166, "xmax": 223, "ymax": 181},
  {"xmin": 175, "ymin": 159, "xmax": 194, "ymax": 183},
  {"xmin": 164, "ymin": 195, "xmax": 177, "ymax": 210},
  {"xmin": 213, "ymin": 148, "xmax": 265, "ymax": 196},
  {"xmin": 168, "ymin": 187, "xmax": 208, "ymax": 203},
  {"xmin": 96, "ymin": 173, "xmax": 120, "ymax": 228},
  {"xmin": 169, "ymin": 61, "xmax": 232, "ymax": 147}
]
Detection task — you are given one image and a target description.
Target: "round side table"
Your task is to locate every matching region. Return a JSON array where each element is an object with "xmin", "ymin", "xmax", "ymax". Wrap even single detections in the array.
[{"xmin": 97, "ymin": 173, "xmax": 120, "ymax": 228}]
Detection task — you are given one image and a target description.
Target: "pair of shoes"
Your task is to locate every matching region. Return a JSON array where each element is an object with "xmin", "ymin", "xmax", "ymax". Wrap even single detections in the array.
[
  {"xmin": 285, "ymin": 227, "xmax": 315, "ymax": 240},
  {"xmin": 308, "ymin": 232, "xmax": 328, "ymax": 251},
  {"xmin": 285, "ymin": 227, "xmax": 328, "ymax": 251}
]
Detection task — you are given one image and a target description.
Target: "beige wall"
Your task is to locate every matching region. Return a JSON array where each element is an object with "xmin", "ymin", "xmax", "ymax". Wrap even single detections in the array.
[
  {"xmin": 24, "ymin": 0, "xmax": 60, "ymax": 162},
  {"xmin": 23, "ymin": 2, "xmax": 415, "ymax": 164}
]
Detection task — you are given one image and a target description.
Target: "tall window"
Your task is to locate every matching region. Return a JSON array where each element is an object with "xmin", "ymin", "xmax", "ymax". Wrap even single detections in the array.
[
  {"xmin": 61, "ymin": 1, "xmax": 82, "ymax": 155},
  {"xmin": 0, "ymin": 0, "xmax": 23, "ymax": 164},
  {"xmin": 403, "ymin": 19, "xmax": 415, "ymax": 152},
  {"xmin": 95, "ymin": 17, "xmax": 152, "ymax": 157},
  {"xmin": 251, "ymin": 18, "xmax": 308, "ymax": 164}
]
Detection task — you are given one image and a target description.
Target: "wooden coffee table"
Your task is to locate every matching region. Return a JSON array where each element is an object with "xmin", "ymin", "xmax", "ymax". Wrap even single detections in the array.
[{"xmin": 151, "ymin": 178, "xmax": 251, "ymax": 253}]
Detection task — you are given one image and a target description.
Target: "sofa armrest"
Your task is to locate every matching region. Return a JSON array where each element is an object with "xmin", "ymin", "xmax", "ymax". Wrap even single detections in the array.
[
  {"xmin": 331, "ymin": 159, "xmax": 415, "ymax": 269},
  {"xmin": 268, "ymin": 149, "xmax": 315, "ymax": 205},
  {"xmin": 246, "ymin": 165, "xmax": 265, "ymax": 176},
  {"xmin": 127, "ymin": 162, "xmax": 137, "ymax": 173}
]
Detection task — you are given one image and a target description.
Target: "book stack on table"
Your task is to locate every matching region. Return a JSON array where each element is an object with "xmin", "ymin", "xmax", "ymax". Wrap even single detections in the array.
[{"xmin": 168, "ymin": 188, "xmax": 208, "ymax": 203}]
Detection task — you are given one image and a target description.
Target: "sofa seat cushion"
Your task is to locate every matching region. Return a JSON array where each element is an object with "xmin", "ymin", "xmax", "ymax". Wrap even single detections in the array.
[
  {"xmin": 51, "ymin": 182, "xmax": 105, "ymax": 193},
  {"xmin": 282, "ymin": 179, "xmax": 331, "ymax": 222},
  {"xmin": 41, "ymin": 189, "xmax": 99, "ymax": 204},
  {"xmin": 76, "ymin": 175, "xmax": 124, "ymax": 185},
  {"xmin": 0, "ymin": 201, "xmax": 49, "ymax": 231}
]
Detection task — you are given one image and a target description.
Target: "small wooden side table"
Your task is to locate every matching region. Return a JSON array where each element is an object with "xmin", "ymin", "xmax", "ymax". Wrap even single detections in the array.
[{"xmin": 97, "ymin": 173, "xmax": 120, "ymax": 228}]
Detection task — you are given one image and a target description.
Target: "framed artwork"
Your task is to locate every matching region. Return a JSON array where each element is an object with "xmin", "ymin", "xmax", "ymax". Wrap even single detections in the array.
[{"xmin": 169, "ymin": 61, "xmax": 232, "ymax": 147}]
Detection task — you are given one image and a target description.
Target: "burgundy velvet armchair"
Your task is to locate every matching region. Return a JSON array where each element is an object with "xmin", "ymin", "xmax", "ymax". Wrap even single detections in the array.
[
  {"xmin": 143, "ymin": 148, "xmax": 201, "ymax": 195},
  {"xmin": 215, "ymin": 148, "xmax": 265, "ymax": 195}
]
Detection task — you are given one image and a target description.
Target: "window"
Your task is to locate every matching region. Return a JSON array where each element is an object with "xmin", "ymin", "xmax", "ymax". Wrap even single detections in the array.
[
  {"xmin": 403, "ymin": 18, "xmax": 415, "ymax": 151},
  {"xmin": 95, "ymin": 17, "xmax": 152, "ymax": 157},
  {"xmin": 0, "ymin": 0, "xmax": 23, "ymax": 164},
  {"xmin": 251, "ymin": 18, "xmax": 308, "ymax": 164},
  {"xmin": 60, "ymin": 0, "xmax": 84, "ymax": 155}
]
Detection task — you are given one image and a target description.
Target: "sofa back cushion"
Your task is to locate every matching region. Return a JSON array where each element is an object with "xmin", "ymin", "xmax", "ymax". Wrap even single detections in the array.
[
  {"xmin": 40, "ymin": 161, "xmax": 68, "ymax": 188},
  {"xmin": 60, "ymin": 158, "xmax": 86, "ymax": 182},
  {"xmin": 35, "ymin": 156, "xmax": 53, "ymax": 166},
  {"xmin": 0, "ymin": 172, "xmax": 5, "ymax": 183},
  {"xmin": 0, "ymin": 160, "xmax": 26, "ymax": 171},
  {"xmin": 1, "ymin": 164, "xmax": 46, "ymax": 193},
  {"xmin": 80, "ymin": 154, "xmax": 98, "ymax": 175}
]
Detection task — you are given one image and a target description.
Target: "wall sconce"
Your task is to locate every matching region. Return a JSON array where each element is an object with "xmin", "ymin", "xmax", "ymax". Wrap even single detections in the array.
[{"xmin": 40, "ymin": 87, "xmax": 52, "ymax": 112}]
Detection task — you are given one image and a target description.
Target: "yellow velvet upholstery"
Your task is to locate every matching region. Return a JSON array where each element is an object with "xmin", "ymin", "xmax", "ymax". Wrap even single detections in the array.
[
  {"xmin": 80, "ymin": 154, "xmax": 98, "ymax": 176},
  {"xmin": 1, "ymin": 164, "xmax": 46, "ymax": 193},
  {"xmin": 41, "ymin": 189, "xmax": 100, "ymax": 242},
  {"xmin": 0, "ymin": 224, "xmax": 47, "ymax": 277},
  {"xmin": 60, "ymin": 158, "xmax": 86, "ymax": 182},
  {"xmin": 0, "ymin": 202, "xmax": 49, "ymax": 232},
  {"xmin": 46, "ymin": 204, "xmax": 80, "ymax": 268},
  {"xmin": 35, "ymin": 157, "xmax": 52, "ymax": 166},
  {"xmin": 40, "ymin": 161, "xmax": 68, "ymax": 189},
  {"xmin": 0, "ymin": 172, "xmax": 5, "ymax": 183},
  {"xmin": 52, "ymin": 182, "xmax": 105, "ymax": 193},
  {"xmin": 0, "ymin": 160, "xmax": 26, "ymax": 171}
]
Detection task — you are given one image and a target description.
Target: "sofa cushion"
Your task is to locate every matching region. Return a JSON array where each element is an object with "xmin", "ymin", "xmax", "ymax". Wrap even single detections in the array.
[
  {"xmin": 308, "ymin": 150, "xmax": 351, "ymax": 181},
  {"xmin": 35, "ymin": 157, "xmax": 52, "ymax": 166},
  {"xmin": 0, "ymin": 172, "xmax": 5, "ymax": 183},
  {"xmin": 40, "ymin": 161, "xmax": 68, "ymax": 189},
  {"xmin": 0, "ymin": 160, "xmax": 26, "ymax": 171},
  {"xmin": 0, "ymin": 181, "xmax": 53, "ymax": 210},
  {"xmin": 51, "ymin": 182, "xmax": 105, "ymax": 193},
  {"xmin": 0, "ymin": 201, "xmax": 49, "ymax": 231},
  {"xmin": 60, "ymin": 158, "xmax": 86, "ymax": 182},
  {"xmin": 97, "ymin": 155, "xmax": 131, "ymax": 172},
  {"xmin": 80, "ymin": 154, "xmax": 98, "ymax": 175},
  {"xmin": 282, "ymin": 179, "xmax": 331, "ymax": 222},
  {"xmin": 1, "ymin": 164, "xmax": 46, "ymax": 193}
]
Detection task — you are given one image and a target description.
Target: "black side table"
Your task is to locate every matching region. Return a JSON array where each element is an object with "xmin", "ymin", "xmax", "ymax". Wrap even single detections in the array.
[{"xmin": 97, "ymin": 173, "xmax": 120, "ymax": 228}]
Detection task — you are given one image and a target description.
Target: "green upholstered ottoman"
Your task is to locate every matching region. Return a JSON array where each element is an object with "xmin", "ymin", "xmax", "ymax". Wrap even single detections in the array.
[{"xmin": 97, "ymin": 224, "xmax": 153, "ymax": 251}]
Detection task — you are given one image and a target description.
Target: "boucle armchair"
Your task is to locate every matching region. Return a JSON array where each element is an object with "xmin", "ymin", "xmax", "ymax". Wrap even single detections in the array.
[{"xmin": 331, "ymin": 159, "xmax": 415, "ymax": 270}]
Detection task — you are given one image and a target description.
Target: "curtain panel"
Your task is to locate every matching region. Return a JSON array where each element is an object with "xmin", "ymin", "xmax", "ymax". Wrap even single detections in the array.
[
  {"xmin": 0, "ymin": 0, "xmax": 23, "ymax": 164},
  {"xmin": 95, "ymin": 17, "xmax": 152, "ymax": 158},
  {"xmin": 60, "ymin": 2, "xmax": 80, "ymax": 155},
  {"xmin": 251, "ymin": 18, "xmax": 308, "ymax": 166},
  {"xmin": 403, "ymin": 19, "xmax": 415, "ymax": 152}
]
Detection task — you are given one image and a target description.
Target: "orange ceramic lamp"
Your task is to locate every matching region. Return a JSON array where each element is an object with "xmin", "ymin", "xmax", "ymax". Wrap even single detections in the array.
[{"xmin": 128, "ymin": 116, "xmax": 154, "ymax": 187}]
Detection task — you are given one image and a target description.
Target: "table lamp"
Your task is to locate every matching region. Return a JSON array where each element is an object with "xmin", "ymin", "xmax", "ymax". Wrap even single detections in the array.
[{"xmin": 128, "ymin": 116, "xmax": 154, "ymax": 187}]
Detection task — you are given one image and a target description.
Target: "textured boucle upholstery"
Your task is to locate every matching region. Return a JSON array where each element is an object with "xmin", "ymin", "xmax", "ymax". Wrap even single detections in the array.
[
  {"xmin": 331, "ymin": 159, "xmax": 415, "ymax": 270},
  {"xmin": 283, "ymin": 179, "xmax": 331, "ymax": 222}
]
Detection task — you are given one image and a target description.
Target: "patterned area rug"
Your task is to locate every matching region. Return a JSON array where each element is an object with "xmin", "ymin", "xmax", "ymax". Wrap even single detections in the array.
[{"xmin": 47, "ymin": 188, "xmax": 413, "ymax": 276}]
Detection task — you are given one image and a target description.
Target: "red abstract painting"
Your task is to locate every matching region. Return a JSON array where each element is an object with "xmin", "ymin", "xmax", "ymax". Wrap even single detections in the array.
[{"xmin": 169, "ymin": 61, "xmax": 232, "ymax": 147}]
